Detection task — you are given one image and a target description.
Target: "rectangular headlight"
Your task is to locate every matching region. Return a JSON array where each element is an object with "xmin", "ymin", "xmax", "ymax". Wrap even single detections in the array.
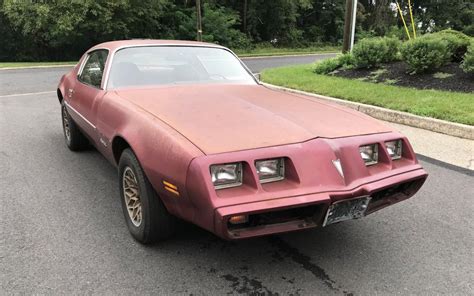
[
  {"xmin": 210, "ymin": 162, "xmax": 243, "ymax": 189},
  {"xmin": 385, "ymin": 140, "xmax": 402, "ymax": 160},
  {"xmin": 359, "ymin": 144, "xmax": 378, "ymax": 166},
  {"xmin": 255, "ymin": 158, "xmax": 285, "ymax": 183}
]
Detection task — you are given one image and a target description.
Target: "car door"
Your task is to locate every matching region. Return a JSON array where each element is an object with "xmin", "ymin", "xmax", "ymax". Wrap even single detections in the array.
[{"xmin": 66, "ymin": 49, "xmax": 109, "ymax": 143}]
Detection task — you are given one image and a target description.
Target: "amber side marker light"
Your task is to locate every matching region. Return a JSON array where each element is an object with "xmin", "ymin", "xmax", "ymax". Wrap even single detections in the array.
[
  {"xmin": 228, "ymin": 215, "xmax": 248, "ymax": 225},
  {"xmin": 163, "ymin": 180, "xmax": 179, "ymax": 196}
]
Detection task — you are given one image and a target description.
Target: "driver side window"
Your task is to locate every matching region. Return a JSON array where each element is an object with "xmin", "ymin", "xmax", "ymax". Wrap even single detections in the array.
[{"xmin": 78, "ymin": 50, "xmax": 108, "ymax": 88}]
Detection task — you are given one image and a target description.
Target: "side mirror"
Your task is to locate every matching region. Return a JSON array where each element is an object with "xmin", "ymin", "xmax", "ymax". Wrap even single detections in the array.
[{"xmin": 253, "ymin": 73, "xmax": 261, "ymax": 82}]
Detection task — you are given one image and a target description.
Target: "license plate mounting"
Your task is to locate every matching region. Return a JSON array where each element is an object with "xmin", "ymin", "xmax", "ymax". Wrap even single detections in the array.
[{"xmin": 323, "ymin": 196, "xmax": 371, "ymax": 226}]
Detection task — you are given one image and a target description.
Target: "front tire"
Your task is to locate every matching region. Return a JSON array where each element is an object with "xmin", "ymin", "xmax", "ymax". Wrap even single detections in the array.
[
  {"xmin": 61, "ymin": 102, "xmax": 88, "ymax": 151},
  {"xmin": 118, "ymin": 148, "xmax": 175, "ymax": 244}
]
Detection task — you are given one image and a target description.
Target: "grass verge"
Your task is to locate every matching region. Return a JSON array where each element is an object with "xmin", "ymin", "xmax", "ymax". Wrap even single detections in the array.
[
  {"xmin": 262, "ymin": 64, "xmax": 474, "ymax": 125},
  {"xmin": 0, "ymin": 61, "xmax": 77, "ymax": 69},
  {"xmin": 235, "ymin": 46, "xmax": 340, "ymax": 57}
]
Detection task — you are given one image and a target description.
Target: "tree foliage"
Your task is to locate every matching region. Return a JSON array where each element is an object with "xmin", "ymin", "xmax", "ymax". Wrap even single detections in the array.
[{"xmin": 0, "ymin": 0, "xmax": 471, "ymax": 61}]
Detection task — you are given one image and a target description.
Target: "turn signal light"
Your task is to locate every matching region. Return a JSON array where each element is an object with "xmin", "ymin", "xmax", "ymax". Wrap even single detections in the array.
[{"xmin": 228, "ymin": 215, "xmax": 248, "ymax": 224}]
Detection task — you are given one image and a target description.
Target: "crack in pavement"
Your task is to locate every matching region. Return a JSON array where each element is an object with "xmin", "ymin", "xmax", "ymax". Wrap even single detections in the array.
[
  {"xmin": 269, "ymin": 237, "xmax": 354, "ymax": 296},
  {"xmin": 222, "ymin": 273, "xmax": 278, "ymax": 296}
]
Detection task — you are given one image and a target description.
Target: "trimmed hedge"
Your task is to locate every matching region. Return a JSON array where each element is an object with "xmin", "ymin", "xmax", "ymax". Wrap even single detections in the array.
[
  {"xmin": 338, "ymin": 53, "xmax": 355, "ymax": 69},
  {"xmin": 382, "ymin": 37, "xmax": 401, "ymax": 62},
  {"xmin": 352, "ymin": 38, "xmax": 388, "ymax": 68},
  {"xmin": 428, "ymin": 30, "xmax": 471, "ymax": 62},
  {"xmin": 313, "ymin": 53, "xmax": 354, "ymax": 74},
  {"xmin": 401, "ymin": 37, "xmax": 450, "ymax": 73},
  {"xmin": 313, "ymin": 57, "xmax": 343, "ymax": 74},
  {"xmin": 461, "ymin": 43, "xmax": 474, "ymax": 74},
  {"xmin": 352, "ymin": 37, "xmax": 401, "ymax": 68}
]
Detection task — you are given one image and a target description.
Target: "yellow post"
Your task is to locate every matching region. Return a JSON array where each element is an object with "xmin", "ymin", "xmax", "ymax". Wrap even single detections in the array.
[
  {"xmin": 396, "ymin": 1, "xmax": 411, "ymax": 40},
  {"xmin": 408, "ymin": 0, "xmax": 417, "ymax": 38}
]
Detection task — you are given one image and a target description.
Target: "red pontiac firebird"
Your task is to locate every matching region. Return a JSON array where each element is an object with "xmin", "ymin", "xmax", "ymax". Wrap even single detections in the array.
[{"xmin": 58, "ymin": 40, "xmax": 427, "ymax": 243}]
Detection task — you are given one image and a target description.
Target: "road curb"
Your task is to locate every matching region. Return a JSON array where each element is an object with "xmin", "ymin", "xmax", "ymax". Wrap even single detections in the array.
[
  {"xmin": 262, "ymin": 82, "xmax": 474, "ymax": 140},
  {"xmin": 240, "ymin": 52, "xmax": 338, "ymax": 59},
  {"xmin": 0, "ymin": 64, "xmax": 75, "ymax": 71}
]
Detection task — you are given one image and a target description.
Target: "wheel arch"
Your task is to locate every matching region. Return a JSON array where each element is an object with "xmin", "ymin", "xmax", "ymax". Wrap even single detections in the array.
[
  {"xmin": 112, "ymin": 135, "xmax": 132, "ymax": 165},
  {"xmin": 57, "ymin": 88, "xmax": 63, "ymax": 104}
]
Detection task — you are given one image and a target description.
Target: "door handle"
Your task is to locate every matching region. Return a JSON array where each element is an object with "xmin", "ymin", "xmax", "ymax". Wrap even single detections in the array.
[{"xmin": 67, "ymin": 88, "xmax": 75, "ymax": 98}]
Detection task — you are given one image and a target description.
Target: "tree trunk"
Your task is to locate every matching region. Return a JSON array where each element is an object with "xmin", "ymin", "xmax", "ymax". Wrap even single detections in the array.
[{"xmin": 243, "ymin": 0, "xmax": 248, "ymax": 34}]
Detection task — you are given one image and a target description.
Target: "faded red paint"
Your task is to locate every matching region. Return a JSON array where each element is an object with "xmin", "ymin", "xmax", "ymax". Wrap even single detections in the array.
[{"xmin": 58, "ymin": 40, "xmax": 427, "ymax": 240}]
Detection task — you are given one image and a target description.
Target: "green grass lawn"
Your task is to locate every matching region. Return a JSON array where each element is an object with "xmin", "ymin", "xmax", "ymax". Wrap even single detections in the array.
[
  {"xmin": 0, "ymin": 61, "xmax": 77, "ymax": 68},
  {"xmin": 262, "ymin": 64, "xmax": 474, "ymax": 125},
  {"xmin": 235, "ymin": 45, "xmax": 340, "ymax": 57}
]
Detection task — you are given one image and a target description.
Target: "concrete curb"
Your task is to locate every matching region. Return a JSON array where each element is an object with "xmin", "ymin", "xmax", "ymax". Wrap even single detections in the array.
[
  {"xmin": 262, "ymin": 82, "xmax": 474, "ymax": 140},
  {"xmin": 0, "ymin": 64, "xmax": 75, "ymax": 71},
  {"xmin": 240, "ymin": 52, "xmax": 338, "ymax": 59}
]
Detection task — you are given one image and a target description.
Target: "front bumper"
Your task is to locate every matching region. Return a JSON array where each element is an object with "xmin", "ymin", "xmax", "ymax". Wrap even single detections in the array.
[
  {"xmin": 214, "ymin": 168, "xmax": 427, "ymax": 239},
  {"xmin": 184, "ymin": 132, "xmax": 428, "ymax": 240}
]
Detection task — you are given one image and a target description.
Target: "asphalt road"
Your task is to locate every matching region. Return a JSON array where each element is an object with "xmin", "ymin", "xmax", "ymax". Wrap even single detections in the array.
[{"xmin": 1, "ymin": 55, "xmax": 473, "ymax": 295}]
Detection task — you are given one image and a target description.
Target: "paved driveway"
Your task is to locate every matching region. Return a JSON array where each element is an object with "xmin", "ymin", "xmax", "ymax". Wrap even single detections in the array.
[{"xmin": 1, "ymin": 55, "xmax": 472, "ymax": 295}]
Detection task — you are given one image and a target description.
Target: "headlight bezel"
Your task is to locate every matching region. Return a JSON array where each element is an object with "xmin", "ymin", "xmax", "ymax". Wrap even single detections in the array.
[
  {"xmin": 255, "ymin": 157, "xmax": 285, "ymax": 184},
  {"xmin": 210, "ymin": 162, "xmax": 243, "ymax": 190},
  {"xmin": 385, "ymin": 139, "xmax": 403, "ymax": 160},
  {"xmin": 359, "ymin": 143, "xmax": 379, "ymax": 166}
]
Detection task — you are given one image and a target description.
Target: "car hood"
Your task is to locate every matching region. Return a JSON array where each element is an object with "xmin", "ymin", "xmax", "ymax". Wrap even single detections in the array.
[{"xmin": 115, "ymin": 84, "xmax": 392, "ymax": 154}]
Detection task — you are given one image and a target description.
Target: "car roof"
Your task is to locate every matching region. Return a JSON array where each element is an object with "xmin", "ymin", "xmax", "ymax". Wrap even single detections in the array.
[{"xmin": 89, "ymin": 39, "xmax": 225, "ymax": 52}]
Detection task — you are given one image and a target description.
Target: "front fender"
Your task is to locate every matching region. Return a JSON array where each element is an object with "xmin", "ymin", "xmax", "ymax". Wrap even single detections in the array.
[{"xmin": 99, "ymin": 92, "xmax": 204, "ymax": 220}]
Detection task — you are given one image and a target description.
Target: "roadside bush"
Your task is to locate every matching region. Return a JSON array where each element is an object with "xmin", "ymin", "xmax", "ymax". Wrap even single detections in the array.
[
  {"xmin": 401, "ymin": 37, "xmax": 450, "ymax": 73},
  {"xmin": 382, "ymin": 37, "xmax": 401, "ymax": 62},
  {"xmin": 313, "ymin": 53, "xmax": 354, "ymax": 74},
  {"xmin": 338, "ymin": 53, "xmax": 355, "ymax": 69},
  {"xmin": 313, "ymin": 57, "xmax": 343, "ymax": 74},
  {"xmin": 352, "ymin": 37, "xmax": 400, "ymax": 68},
  {"xmin": 461, "ymin": 43, "xmax": 474, "ymax": 74},
  {"xmin": 428, "ymin": 30, "xmax": 471, "ymax": 62},
  {"xmin": 352, "ymin": 38, "xmax": 388, "ymax": 68},
  {"xmin": 436, "ymin": 29, "xmax": 471, "ymax": 42}
]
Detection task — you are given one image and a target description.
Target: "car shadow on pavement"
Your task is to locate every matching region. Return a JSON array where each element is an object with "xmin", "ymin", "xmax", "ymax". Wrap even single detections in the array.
[
  {"xmin": 146, "ymin": 215, "xmax": 365, "ymax": 295},
  {"xmin": 53, "ymin": 141, "xmax": 388, "ymax": 295}
]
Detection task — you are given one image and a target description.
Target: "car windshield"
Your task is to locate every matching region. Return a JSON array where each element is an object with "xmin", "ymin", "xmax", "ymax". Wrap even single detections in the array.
[{"xmin": 107, "ymin": 46, "xmax": 256, "ymax": 89}]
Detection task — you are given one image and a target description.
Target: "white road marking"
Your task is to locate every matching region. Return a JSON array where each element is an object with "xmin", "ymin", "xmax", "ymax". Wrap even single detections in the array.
[{"xmin": 0, "ymin": 91, "xmax": 56, "ymax": 98}]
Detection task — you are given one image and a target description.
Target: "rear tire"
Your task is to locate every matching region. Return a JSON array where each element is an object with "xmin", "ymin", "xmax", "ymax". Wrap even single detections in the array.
[
  {"xmin": 61, "ymin": 101, "xmax": 88, "ymax": 151},
  {"xmin": 118, "ymin": 148, "xmax": 175, "ymax": 244}
]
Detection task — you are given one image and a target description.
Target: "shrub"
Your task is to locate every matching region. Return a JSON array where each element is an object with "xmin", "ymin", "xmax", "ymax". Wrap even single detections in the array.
[
  {"xmin": 313, "ymin": 53, "xmax": 355, "ymax": 74},
  {"xmin": 352, "ymin": 37, "xmax": 400, "ymax": 68},
  {"xmin": 437, "ymin": 29, "xmax": 471, "ymax": 42},
  {"xmin": 401, "ymin": 37, "xmax": 450, "ymax": 73},
  {"xmin": 382, "ymin": 37, "xmax": 401, "ymax": 62},
  {"xmin": 352, "ymin": 38, "xmax": 388, "ymax": 68},
  {"xmin": 429, "ymin": 30, "xmax": 471, "ymax": 62},
  {"xmin": 461, "ymin": 43, "xmax": 474, "ymax": 74},
  {"xmin": 313, "ymin": 57, "xmax": 343, "ymax": 74},
  {"xmin": 338, "ymin": 53, "xmax": 355, "ymax": 69}
]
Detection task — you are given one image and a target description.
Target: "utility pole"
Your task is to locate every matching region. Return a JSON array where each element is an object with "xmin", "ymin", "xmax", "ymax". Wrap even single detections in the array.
[
  {"xmin": 342, "ymin": 0, "xmax": 353, "ymax": 53},
  {"xmin": 342, "ymin": 0, "xmax": 358, "ymax": 53},
  {"xmin": 350, "ymin": 0, "xmax": 358, "ymax": 51},
  {"xmin": 196, "ymin": 0, "xmax": 203, "ymax": 41}
]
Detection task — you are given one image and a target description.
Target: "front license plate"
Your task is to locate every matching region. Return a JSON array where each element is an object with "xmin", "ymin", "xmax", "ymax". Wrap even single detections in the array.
[{"xmin": 323, "ymin": 196, "xmax": 371, "ymax": 226}]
